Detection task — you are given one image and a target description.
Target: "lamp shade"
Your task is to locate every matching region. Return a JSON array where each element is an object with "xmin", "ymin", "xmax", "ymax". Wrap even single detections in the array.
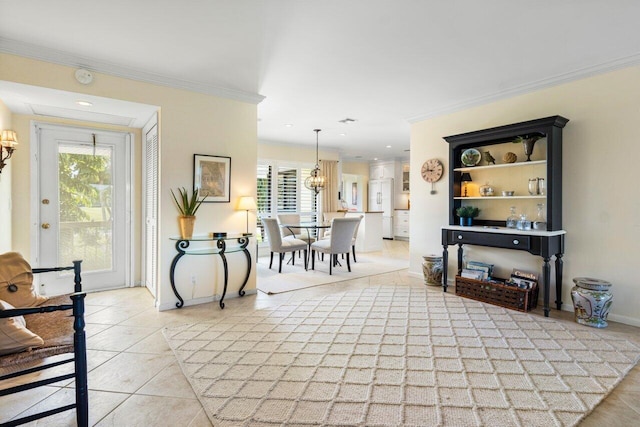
[
  {"xmin": 460, "ymin": 173, "xmax": 472, "ymax": 182},
  {"xmin": 0, "ymin": 130, "xmax": 18, "ymax": 147},
  {"xmin": 236, "ymin": 196, "xmax": 257, "ymax": 211}
]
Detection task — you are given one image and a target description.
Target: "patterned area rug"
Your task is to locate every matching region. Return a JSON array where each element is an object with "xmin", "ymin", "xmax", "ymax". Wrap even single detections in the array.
[{"xmin": 163, "ymin": 284, "xmax": 640, "ymax": 426}]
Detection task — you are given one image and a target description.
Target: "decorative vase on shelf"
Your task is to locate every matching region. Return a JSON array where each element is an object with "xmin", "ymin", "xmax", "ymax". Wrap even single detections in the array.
[
  {"xmin": 571, "ymin": 277, "xmax": 613, "ymax": 328},
  {"xmin": 479, "ymin": 182, "xmax": 495, "ymax": 197},
  {"xmin": 537, "ymin": 178, "xmax": 546, "ymax": 195},
  {"xmin": 178, "ymin": 215, "xmax": 196, "ymax": 239},
  {"xmin": 516, "ymin": 214, "xmax": 531, "ymax": 231},
  {"xmin": 506, "ymin": 206, "xmax": 518, "ymax": 229},
  {"xmin": 515, "ymin": 135, "xmax": 543, "ymax": 162},
  {"xmin": 533, "ymin": 204, "xmax": 547, "ymax": 230}
]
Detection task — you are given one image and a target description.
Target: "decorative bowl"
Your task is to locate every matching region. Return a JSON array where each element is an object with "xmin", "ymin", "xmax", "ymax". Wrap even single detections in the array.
[{"xmin": 502, "ymin": 190, "xmax": 515, "ymax": 197}]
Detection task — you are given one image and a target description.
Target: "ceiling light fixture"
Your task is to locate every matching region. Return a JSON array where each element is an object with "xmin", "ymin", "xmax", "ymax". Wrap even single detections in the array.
[
  {"xmin": 76, "ymin": 100, "xmax": 93, "ymax": 107},
  {"xmin": 338, "ymin": 118, "xmax": 356, "ymax": 124},
  {"xmin": 304, "ymin": 129, "xmax": 326, "ymax": 196},
  {"xmin": 284, "ymin": 123, "xmax": 293, "ymax": 127},
  {"xmin": 386, "ymin": 145, "xmax": 392, "ymax": 148}
]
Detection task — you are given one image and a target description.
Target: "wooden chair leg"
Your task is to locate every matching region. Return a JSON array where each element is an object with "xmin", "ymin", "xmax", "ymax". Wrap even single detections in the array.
[
  {"xmin": 311, "ymin": 250, "xmax": 315, "ymax": 270},
  {"xmin": 269, "ymin": 252, "xmax": 274, "ymax": 269},
  {"xmin": 279, "ymin": 253, "xmax": 284, "ymax": 273},
  {"xmin": 304, "ymin": 249, "xmax": 308, "ymax": 270},
  {"xmin": 346, "ymin": 253, "xmax": 351, "ymax": 272},
  {"xmin": 329, "ymin": 255, "xmax": 333, "ymax": 275},
  {"xmin": 352, "ymin": 245, "xmax": 357, "ymax": 262}
]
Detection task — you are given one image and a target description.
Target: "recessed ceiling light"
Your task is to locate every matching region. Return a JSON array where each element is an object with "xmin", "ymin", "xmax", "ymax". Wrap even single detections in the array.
[
  {"xmin": 339, "ymin": 133, "xmax": 346, "ymax": 136},
  {"xmin": 373, "ymin": 158, "xmax": 378, "ymax": 161},
  {"xmin": 386, "ymin": 145, "xmax": 392, "ymax": 148},
  {"xmin": 76, "ymin": 100, "xmax": 93, "ymax": 107},
  {"xmin": 284, "ymin": 123, "xmax": 293, "ymax": 127}
]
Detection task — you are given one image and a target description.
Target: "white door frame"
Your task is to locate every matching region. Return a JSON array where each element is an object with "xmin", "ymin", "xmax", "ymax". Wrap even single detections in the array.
[{"xmin": 29, "ymin": 121, "xmax": 134, "ymax": 288}]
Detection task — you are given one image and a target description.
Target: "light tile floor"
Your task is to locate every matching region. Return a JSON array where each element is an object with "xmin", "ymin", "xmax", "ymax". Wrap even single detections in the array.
[{"xmin": 1, "ymin": 240, "xmax": 638, "ymax": 426}]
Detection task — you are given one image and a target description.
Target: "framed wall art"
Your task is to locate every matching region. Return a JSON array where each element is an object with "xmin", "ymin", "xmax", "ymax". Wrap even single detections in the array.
[{"xmin": 193, "ymin": 154, "xmax": 231, "ymax": 203}]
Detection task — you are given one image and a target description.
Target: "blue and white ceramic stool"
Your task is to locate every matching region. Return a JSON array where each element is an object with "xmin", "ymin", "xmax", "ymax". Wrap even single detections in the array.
[{"xmin": 571, "ymin": 277, "xmax": 613, "ymax": 328}]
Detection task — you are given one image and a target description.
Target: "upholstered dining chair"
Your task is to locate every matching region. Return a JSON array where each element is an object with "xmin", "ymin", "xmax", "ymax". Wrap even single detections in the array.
[
  {"xmin": 276, "ymin": 213, "xmax": 315, "ymax": 244},
  {"xmin": 310, "ymin": 217, "xmax": 360, "ymax": 275},
  {"xmin": 261, "ymin": 218, "xmax": 308, "ymax": 273},
  {"xmin": 317, "ymin": 211, "xmax": 347, "ymax": 240},
  {"xmin": 350, "ymin": 215, "xmax": 364, "ymax": 262}
]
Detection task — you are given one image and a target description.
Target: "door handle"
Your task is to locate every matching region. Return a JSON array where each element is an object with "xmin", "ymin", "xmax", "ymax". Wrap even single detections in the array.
[{"xmin": 41, "ymin": 223, "xmax": 50, "ymax": 229}]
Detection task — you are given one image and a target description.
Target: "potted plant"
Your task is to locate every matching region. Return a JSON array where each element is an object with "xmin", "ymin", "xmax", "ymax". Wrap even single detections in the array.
[
  {"xmin": 171, "ymin": 187, "xmax": 207, "ymax": 239},
  {"xmin": 456, "ymin": 205, "xmax": 480, "ymax": 226}
]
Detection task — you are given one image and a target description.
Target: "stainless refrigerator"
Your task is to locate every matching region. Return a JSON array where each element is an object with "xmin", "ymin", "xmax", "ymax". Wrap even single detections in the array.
[{"xmin": 368, "ymin": 178, "xmax": 394, "ymax": 239}]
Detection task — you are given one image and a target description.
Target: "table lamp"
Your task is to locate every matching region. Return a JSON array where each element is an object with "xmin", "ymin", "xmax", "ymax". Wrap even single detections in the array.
[
  {"xmin": 461, "ymin": 173, "xmax": 472, "ymax": 197},
  {"xmin": 236, "ymin": 196, "xmax": 257, "ymax": 235}
]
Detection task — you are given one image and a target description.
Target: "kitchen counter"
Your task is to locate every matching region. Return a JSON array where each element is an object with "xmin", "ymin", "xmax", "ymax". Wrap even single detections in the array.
[{"xmin": 345, "ymin": 211, "xmax": 383, "ymax": 252}]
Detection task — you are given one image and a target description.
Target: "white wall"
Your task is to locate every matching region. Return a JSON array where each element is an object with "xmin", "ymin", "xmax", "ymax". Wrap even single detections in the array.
[
  {"xmin": 0, "ymin": 99, "xmax": 12, "ymax": 253},
  {"xmin": 258, "ymin": 141, "xmax": 339, "ymax": 163},
  {"xmin": 410, "ymin": 65, "xmax": 640, "ymax": 326},
  {"xmin": 1, "ymin": 53, "xmax": 258, "ymax": 310}
]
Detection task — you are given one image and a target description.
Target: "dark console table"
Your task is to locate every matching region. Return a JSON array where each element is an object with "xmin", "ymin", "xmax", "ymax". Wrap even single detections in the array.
[
  {"xmin": 442, "ymin": 226, "xmax": 565, "ymax": 317},
  {"xmin": 169, "ymin": 235, "xmax": 252, "ymax": 309}
]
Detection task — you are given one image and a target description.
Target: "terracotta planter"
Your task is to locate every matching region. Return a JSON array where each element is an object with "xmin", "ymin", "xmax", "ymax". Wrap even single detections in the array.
[{"xmin": 178, "ymin": 215, "xmax": 196, "ymax": 239}]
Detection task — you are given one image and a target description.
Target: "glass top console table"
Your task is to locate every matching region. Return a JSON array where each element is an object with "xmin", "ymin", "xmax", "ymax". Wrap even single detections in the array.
[{"xmin": 169, "ymin": 234, "xmax": 252, "ymax": 309}]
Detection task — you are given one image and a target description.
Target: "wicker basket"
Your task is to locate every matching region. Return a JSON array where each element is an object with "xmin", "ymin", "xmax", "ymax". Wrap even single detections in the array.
[{"xmin": 455, "ymin": 276, "xmax": 538, "ymax": 312}]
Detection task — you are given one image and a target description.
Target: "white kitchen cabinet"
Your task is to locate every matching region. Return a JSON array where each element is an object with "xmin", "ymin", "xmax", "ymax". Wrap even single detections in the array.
[
  {"xmin": 370, "ymin": 161, "xmax": 395, "ymax": 180},
  {"xmin": 402, "ymin": 163, "xmax": 410, "ymax": 193},
  {"xmin": 394, "ymin": 210, "xmax": 410, "ymax": 240}
]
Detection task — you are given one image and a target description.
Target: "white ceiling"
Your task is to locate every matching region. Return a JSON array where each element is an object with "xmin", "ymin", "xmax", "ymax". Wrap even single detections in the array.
[{"xmin": 1, "ymin": 1, "xmax": 639, "ymax": 161}]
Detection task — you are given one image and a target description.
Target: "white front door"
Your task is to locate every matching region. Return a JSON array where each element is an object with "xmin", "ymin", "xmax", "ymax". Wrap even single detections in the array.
[{"xmin": 34, "ymin": 124, "xmax": 130, "ymax": 295}]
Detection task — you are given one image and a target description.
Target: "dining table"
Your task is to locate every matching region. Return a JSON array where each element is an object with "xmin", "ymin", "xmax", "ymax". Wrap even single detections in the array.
[{"xmin": 280, "ymin": 222, "xmax": 331, "ymax": 265}]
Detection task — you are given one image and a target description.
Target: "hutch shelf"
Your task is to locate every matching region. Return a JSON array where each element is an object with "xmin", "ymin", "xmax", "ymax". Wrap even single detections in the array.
[{"xmin": 441, "ymin": 116, "xmax": 569, "ymax": 317}]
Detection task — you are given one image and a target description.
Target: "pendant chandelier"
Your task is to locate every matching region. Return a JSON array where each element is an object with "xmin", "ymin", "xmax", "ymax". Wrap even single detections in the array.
[{"xmin": 304, "ymin": 129, "xmax": 326, "ymax": 195}]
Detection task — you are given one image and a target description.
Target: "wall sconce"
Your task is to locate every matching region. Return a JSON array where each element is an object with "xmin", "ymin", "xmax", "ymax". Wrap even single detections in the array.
[
  {"xmin": 0, "ymin": 130, "xmax": 18, "ymax": 174},
  {"xmin": 236, "ymin": 196, "xmax": 257, "ymax": 236},
  {"xmin": 461, "ymin": 172, "xmax": 472, "ymax": 197}
]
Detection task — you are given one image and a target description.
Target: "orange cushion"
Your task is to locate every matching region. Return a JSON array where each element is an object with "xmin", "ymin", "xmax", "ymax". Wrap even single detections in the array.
[
  {"xmin": 0, "ymin": 299, "xmax": 44, "ymax": 355},
  {"xmin": 0, "ymin": 252, "xmax": 48, "ymax": 307}
]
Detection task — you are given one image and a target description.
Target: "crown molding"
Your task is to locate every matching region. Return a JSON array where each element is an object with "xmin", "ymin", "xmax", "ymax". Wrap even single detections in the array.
[
  {"xmin": 407, "ymin": 52, "xmax": 640, "ymax": 124},
  {"xmin": 0, "ymin": 37, "xmax": 266, "ymax": 105}
]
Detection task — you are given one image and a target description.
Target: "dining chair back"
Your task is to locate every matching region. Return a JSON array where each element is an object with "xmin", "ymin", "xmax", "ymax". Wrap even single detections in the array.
[
  {"xmin": 310, "ymin": 217, "xmax": 360, "ymax": 275},
  {"xmin": 276, "ymin": 213, "xmax": 301, "ymax": 238},
  {"xmin": 261, "ymin": 218, "xmax": 308, "ymax": 272},
  {"xmin": 318, "ymin": 211, "xmax": 347, "ymax": 240},
  {"xmin": 351, "ymin": 215, "xmax": 364, "ymax": 262}
]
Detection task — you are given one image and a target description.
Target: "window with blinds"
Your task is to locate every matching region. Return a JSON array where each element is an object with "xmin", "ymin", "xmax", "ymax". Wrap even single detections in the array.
[{"xmin": 256, "ymin": 162, "xmax": 318, "ymax": 243}]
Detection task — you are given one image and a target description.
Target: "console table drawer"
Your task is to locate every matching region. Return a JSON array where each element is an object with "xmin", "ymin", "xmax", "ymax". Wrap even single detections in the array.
[{"xmin": 447, "ymin": 230, "xmax": 531, "ymax": 250}]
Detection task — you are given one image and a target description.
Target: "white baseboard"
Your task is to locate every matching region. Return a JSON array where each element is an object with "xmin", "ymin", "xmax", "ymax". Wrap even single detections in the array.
[{"xmin": 158, "ymin": 289, "xmax": 257, "ymax": 311}]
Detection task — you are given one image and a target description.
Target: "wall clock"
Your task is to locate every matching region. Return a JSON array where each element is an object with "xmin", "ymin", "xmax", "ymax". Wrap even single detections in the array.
[{"xmin": 421, "ymin": 158, "xmax": 444, "ymax": 194}]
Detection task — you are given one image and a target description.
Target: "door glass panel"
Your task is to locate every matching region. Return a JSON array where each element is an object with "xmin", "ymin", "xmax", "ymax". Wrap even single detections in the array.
[{"xmin": 58, "ymin": 143, "xmax": 114, "ymax": 272}]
